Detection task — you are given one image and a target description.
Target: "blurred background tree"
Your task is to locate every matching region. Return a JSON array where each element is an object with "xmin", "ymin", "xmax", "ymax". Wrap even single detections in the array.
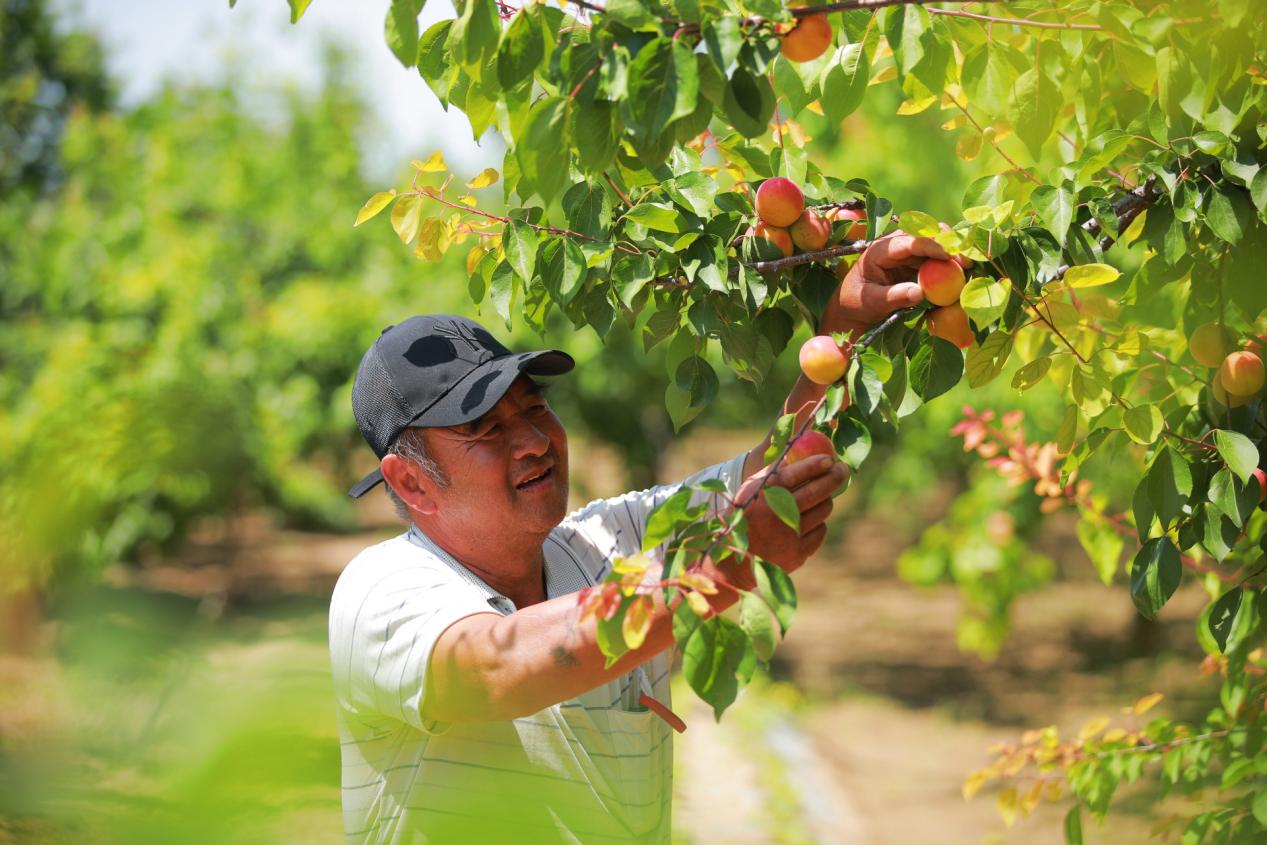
[{"xmin": 2, "ymin": 1, "xmax": 1150, "ymax": 842}]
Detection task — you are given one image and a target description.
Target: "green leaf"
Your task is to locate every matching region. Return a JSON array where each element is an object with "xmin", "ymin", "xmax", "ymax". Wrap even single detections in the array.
[
  {"xmin": 516, "ymin": 96, "xmax": 570, "ymax": 202},
  {"xmin": 739, "ymin": 592, "xmax": 777, "ymax": 661},
  {"xmin": 1214, "ymin": 429, "xmax": 1259, "ymax": 484},
  {"xmin": 287, "ymin": 0, "xmax": 313, "ymax": 23},
  {"xmin": 605, "ymin": 0, "xmax": 658, "ymax": 30},
  {"xmin": 1206, "ymin": 183, "xmax": 1250, "ymax": 246},
  {"xmin": 1123, "ymin": 405, "xmax": 1163, "ymax": 445},
  {"xmin": 897, "ymin": 210, "xmax": 940, "ymax": 237},
  {"xmin": 959, "ymin": 276, "xmax": 1008, "ymax": 327},
  {"xmin": 722, "ymin": 68, "xmax": 775, "ymax": 139},
  {"xmin": 1146, "ymin": 447, "xmax": 1192, "ymax": 527},
  {"xmin": 448, "ymin": 0, "xmax": 501, "ymax": 77},
  {"xmin": 627, "ymin": 38, "xmax": 699, "ymax": 141},
  {"xmin": 832, "ymin": 410, "xmax": 871, "ymax": 468},
  {"xmin": 965, "ymin": 331, "xmax": 1012, "ymax": 388},
  {"xmin": 1011, "ymin": 356, "xmax": 1051, "ymax": 392},
  {"xmin": 354, "ymin": 191, "xmax": 396, "ymax": 226},
  {"xmin": 962, "ymin": 41, "xmax": 1023, "ymax": 113},
  {"xmin": 675, "ymin": 354, "xmax": 719, "ymax": 406},
  {"xmin": 819, "ymin": 42, "xmax": 869, "ymax": 124},
  {"xmin": 385, "ymin": 0, "xmax": 422, "ymax": 67},
  {"xmin": 390, "ymin": 195, "xmax": 424, "ymax": 243},
  {"xmin": 1063, "ymin": 805, "xmax": 1083, "ymax": 845},
  {"xmin": 1030, "ymin": 184, "xmax": 1076, "ymax": 241},
  {"xmin": 1199, "ymin": 502, "xmax": 1238, "ymax": 562},
  {"xmin": 624, "ymin": 202, "xmax": 683, "ymax": 233},
  {"xmin": 562, "ymin": 181, "xmax": 613, "ymax": 239},
  {"xmin": 682, "ymin": 616, "xmax": 757, "ymax": 720},
  {"xmin": 702, "ymin": 17, "xmax": 742, "ymax": 72},
  {"xmin": 1056, "ymin": 405, "xmax": 1079, "ymax": 453},
  {"xmin": 908, "ymin": 337, "xmax": 964, "ymax": 401},
  {"xmin": 1064, "ymin": 264, "xmax": 1121, "ymax": 288},
  {"xmin": 417, "ymin": 20, "xmax": 455, "ymax": 103},
  {"xmin": 1129, "ymin": 537, "xmax": 1182, "ymax": 620},
  {"xmin": 763, "ymin": 486, "xmax": 800, "ymax": 532},
  {"xmin": 850, "ymin": 357, "xmax": 885, "ymax": 417},
  {"xmin": 642, "ymin": 487, "xmax": 692, "ymax": 551},
  {"xmin": 1076, "ymin": 516, "xmax": 1123, "ymax": 586},
  {"xmin": 764, "ymin": 413, "xmax": 796, "ymax": 465},
  {"xmin": 1250, "ymin": 168, "xmax": 1267, "ymax": 216},
  {"xmin": 1009, "ymin": 66, "xmax": 1058, "ymax": 159},
  {"xmin": 754, "ymin": 560, "xmax": 797, "ymax": 635},
  {"xmin": 487, "ymin": 260, "xmax": 517, "ymax": 323},
  {"xmin": 1253, "ymin": 786, "xmax": 1267, "ymax": 828},
  {"xmin": 497, "ymin": 7, "xmax": 546, "ymax": 90},
  {"xmin": 1208, "ymin": 468, "xmax": 1258, "ymax": 528},
  {"xmin": 536, "ymin": 238, "xmax": 585, "ymax": 304},
  {"xmin": 1208, "ymin": 588, "xmax": 1243, "ymax": 653},
  {"xmin": 503, "ymin": 220, "xmax": 538, "ymax": 283},
  {"xmin": 574, "ymin": 98, "xmax": 618, "ymax": 171}
]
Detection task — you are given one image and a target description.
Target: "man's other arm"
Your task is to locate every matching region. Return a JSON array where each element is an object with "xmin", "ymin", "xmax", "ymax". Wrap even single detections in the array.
[{"xmin": 422, "ymin": 456, "xmax": 842, "ymax": 723}]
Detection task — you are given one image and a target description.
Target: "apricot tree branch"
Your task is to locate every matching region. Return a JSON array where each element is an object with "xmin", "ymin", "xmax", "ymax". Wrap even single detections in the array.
[{"xmin": 747, "ymin": 239, "xmax": 869, "ymax": 273}]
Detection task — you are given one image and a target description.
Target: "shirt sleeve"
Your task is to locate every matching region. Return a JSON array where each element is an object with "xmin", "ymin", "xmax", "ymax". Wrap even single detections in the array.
[
  {"xmin": 566, "ymin": 452, "xmax": 750, "ymax": 562},
  {"xmin": 329, "ymin": 561, "xmax": 498, "ymax": 734}
]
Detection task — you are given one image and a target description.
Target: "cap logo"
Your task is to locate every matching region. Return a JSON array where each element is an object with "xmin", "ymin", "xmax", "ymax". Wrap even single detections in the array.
[{"xmin": 435, "ymin": 321, "xmax": 498, "ymax": 366}]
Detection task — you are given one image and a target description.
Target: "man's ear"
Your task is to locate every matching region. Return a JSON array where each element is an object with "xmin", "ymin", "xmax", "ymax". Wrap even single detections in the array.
[{"xmin": 380, "ymin": 454, "xmax": 439, "ymax": 516}]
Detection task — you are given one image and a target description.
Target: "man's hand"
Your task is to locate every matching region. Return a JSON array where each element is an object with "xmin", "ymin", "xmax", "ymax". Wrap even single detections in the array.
[
  {"xmin": 822, "ymin": 232, "xmax": 961, "ymax": 338},
  {"xmin": 735, "ymin": 454, "xmax": 848, "ymax": 575}
]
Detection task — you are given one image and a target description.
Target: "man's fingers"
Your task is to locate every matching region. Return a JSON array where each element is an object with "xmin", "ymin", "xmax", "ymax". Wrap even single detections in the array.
[
  {"xmin": 799, "ymin": 499, "xmax": 833, "ymax": 533},
  {"xmin": 799, "ymin": 523, "xmax": 828, "ymax": 557},
  {"xmin": 863, "ymin": 234, "xmax": 952, "ymax": 270},
  {"xmin": 770, "ymin": 454, "xmax": 834, "ymax": 489},
  {"xmin": 791, "ymin": 463, "xmax": 849, "ymax": 510}
]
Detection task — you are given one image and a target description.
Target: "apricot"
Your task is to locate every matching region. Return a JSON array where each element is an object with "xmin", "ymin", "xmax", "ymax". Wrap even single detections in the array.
[
  {"xmin": 1219, "ymin": 351, "xmax": 1265, "ymax": 397},
  {"xmin": 1211, "ymin": 379, "xmax": 1252, "ymax": 408},
  {"xmin": 789, "ymin": 209, "xmax": 832, "ymax": 252},
  {"xmin": 746, "ymin": 223, "xmax": 793, "ymax": 257},
  {"xmin": 918, "ymin": 259, "xmax": 966, "ymax": 307},
  {"xmin": 1243, "ymin": 332, "xmax": 1267, "ymax": 356},
  {"xmin": 786, "ymin": 429, "xmax": 835, "ymax": 465},
  {"xmin": 799, "ymin": 335, "xmax": 850, "ymax": 385},
  {"xmin": 780, "ymin": 13, "xmax": 833, "ymax": 63},
  {"xmin": 928, "ymin": 303, "xmax": 974, "ymax": 349},
  {"xmin": 1189, "ymin": 322, "xmax": 1236, "ymax": 367},
  {"xmin": 755, "ymin": 177, "xmax": 805, "ymax": 228},
  {"xmin": 827, "ymin": 206, "xmax": 867, "ymax": 241}
]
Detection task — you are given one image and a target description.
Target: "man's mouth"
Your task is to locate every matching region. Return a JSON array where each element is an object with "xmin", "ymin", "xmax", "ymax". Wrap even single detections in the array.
[{"xmin": 515, "ymin": 466, "xmax": 554, "ymax": 490}]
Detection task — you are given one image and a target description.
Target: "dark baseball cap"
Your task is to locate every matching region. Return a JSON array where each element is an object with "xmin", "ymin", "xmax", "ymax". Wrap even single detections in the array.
[{"xmin": 347, "ymin": 314, "xmax": 574, "ymax": 497}]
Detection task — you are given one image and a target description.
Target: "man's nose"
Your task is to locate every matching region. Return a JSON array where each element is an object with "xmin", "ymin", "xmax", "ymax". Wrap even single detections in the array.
[{"xmin": 510, "ymin": 420, "xmax": 550, "ymax": 459}]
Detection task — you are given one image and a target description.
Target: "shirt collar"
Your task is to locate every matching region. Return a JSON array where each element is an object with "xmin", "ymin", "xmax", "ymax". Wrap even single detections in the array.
[{"xmin": 405, "ymin": 524, "xmax": 519, "ymax": 614}]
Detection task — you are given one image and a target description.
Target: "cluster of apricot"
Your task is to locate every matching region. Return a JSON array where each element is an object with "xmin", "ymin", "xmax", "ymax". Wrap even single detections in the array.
[
  {"xmin": 917, "ymin": 259, "xmax": 975, "ymax": 350},
  {"xmin": 1188, "ymin": 322, "xmax": 1267, "ymax": 407},
  {"xmin": 746, "ymin": 177, "xmax": 867, "ymax": 259}
]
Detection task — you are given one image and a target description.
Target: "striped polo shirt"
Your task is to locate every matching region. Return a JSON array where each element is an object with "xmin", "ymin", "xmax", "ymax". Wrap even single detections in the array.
[{"xmin": 329, "ymin": 454, "xmax": 747, "ymax": 845}]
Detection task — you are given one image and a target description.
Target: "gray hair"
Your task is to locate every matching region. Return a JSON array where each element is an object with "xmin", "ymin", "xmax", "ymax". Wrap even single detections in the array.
[{"xmin": 384, "ymin": 427, "xmax": 449, "ymax": 521}]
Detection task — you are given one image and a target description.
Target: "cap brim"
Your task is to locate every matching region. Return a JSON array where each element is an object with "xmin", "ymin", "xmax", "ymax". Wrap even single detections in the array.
[
  {"xmin": 348, "ymin": 467, "xmax": 384, "ymax": 498},
  {"xmin": 346, "ymin": 349, "xmax": 573, "ymax": 499}
]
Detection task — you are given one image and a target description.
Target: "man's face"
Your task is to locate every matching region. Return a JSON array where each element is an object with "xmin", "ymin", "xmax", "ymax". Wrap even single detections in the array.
[{"xmin": 422, "ymin": 376, "xmax": 570, "ymax": 538}]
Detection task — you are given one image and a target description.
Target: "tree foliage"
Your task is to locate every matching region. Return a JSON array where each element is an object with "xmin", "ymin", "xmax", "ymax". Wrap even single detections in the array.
[{"xmin": 288, "ymin": 0, "xmax": 1267, "ymax": 837}]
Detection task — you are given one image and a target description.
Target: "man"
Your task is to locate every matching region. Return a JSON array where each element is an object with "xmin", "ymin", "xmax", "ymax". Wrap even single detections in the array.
[{"xmin": 329, "ymin": 233, "xmax": 953, "ymax": 843}]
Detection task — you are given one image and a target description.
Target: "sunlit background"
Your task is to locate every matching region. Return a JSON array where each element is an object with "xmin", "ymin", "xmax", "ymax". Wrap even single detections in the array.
[{"xmin": 1, "ymin": 1, "xmax": 1209, "ymax": 842}]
